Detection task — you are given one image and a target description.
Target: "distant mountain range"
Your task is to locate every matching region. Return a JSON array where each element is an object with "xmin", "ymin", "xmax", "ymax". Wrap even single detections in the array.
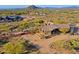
[
  {"xmin": 27, "ymin": 5, "xmax": 79, "ymax": 9},
  {"xmin": 0, "ymin": 5, "xmax": 79, "ymax": 10}
]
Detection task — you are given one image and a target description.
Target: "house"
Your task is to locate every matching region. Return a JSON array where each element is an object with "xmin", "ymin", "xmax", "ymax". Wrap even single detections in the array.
[
  {"xmin": 41, "ymin": 22, "xmax": 79, "ymax": 35},
  {"xmin": 0, "ymin": 15, "xmax": 24, "ymax": 22},
  {"xmin": 5, "ymin": 15, "xmax": 24, "ymax": 22}
]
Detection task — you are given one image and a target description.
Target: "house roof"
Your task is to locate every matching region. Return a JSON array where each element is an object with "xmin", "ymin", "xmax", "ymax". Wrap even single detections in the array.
[{"xmin": 41, "ymin": 23, "xmax": 70, "ymax": 31}]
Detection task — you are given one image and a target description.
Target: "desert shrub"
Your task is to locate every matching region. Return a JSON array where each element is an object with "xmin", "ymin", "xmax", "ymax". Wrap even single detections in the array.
[
  {"xmin": 18, "ymin": 20, "xmax": 36, "ymax": 31},
  {"xmin": 27, "ymin": 19, "xmax": 44, "ymax": 28},
  {"xmin": 18, "ymin": 20, "xmax": 28, "ymax": 31},
  {"xmin": 50, "ymin": 40, "xmax": 65, "ymax": 49},
  {"xmin": 0, "ymin": 23, "xmax": 10, "ymax": 32},
  {"xmin": 34, "ymin": 19, "xmax": 44, "ymax": 24},
  {"xmin": 2, "ymin": 38, "xmax": 40, "ymax": 54},
  {"xmin": 18, "ymin": 19, "xmax": 43, "ymax": 32},
  {"xmin": 50, "ymin": 39, "xmax": 79, "ymax": 52},
  {"xmin": 24, "ymin": 41, "xmax": 40, "ymax": 53},
  {"xmin": 27, "ymin": 22, "xmax": 35, "ymax": 28},
  {"xmin": 3, "ymin": 39, "xmax": 26, "ymax": 54},
  {"xmin": 59, "ymin": 27, "xmax": 69, "ymax": 33},
  {"xmin": 64, "ymin": 39, "xmax": 79, "ymax": 50},
  {"xmin": 0, "ymin": 39, "xmax": 9, "ymax": 45},
  {"xmin": 19, "ymin": 20, "xmax": 41, "ymax": 33}
]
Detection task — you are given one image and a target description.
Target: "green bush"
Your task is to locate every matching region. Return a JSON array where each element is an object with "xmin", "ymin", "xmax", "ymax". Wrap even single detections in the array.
[
  {"xmin": 50, "ymin": 39, "xmax": 79, "ymax": 51},
  {"xmin": 0, "ymin": 23, "xmax": 10, "ymax": 32},
  {"xmin": 2, "ymin": 38, "xmax": 40, "ymax": 54},
  {"xmin": 18, "ymin": 19, "xmax": 43, "ymax": 33},
  {"xmin": 19, "ymin": 21, "xmax": 28, "ymax": 29},
  {"xmin": 64, "ymin": 39, "xmax": 79, "ymax": 50},
  {"xmin": 3, "ymin": 39, "xmax": 26, "ymax": 54},
  {"xmin": 50, "ymin": 40, "xmax": 65, "ymax": 48}
]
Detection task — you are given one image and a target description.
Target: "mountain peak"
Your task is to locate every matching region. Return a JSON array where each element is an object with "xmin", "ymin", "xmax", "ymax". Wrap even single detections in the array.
[{"xmin": 27, "ymin": 5, "xmax": 39, "ymax": 9}]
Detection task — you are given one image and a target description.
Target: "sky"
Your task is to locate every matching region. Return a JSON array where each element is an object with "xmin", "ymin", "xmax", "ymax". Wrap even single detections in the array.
[
  {"xmin": 0, "ymin": 5, "xmax": 79, "ymax": 9},
  {"xmin": 0, "ymin": 5, "xmax": 27, "ymax": 9},
  {"xmin": 36, "ymin": 5, "xmax": 79, "ymax": 8}
]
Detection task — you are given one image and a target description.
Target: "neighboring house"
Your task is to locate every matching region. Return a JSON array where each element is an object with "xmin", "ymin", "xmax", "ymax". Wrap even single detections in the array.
[
  {"xmin": 0, "ymin": 15, "xmax": 24, "ymax": 22},
  {"xmin": 35, "ymin": 12, "xmax": 46, "ymax": 16},
  {"xmin": 5, "ymin": 15, "xmax": 24, "ymax": 21}
]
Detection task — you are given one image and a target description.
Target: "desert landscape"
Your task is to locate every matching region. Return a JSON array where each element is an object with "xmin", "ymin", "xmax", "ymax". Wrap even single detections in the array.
[{"xmin": 0, "ymin": 5, "xmax": 79, "ymax": 54}]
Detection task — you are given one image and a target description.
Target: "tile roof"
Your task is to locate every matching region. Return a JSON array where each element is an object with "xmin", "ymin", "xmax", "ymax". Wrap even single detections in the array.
[{"xmin": 42, "ymin": 24, "xmax": 70, "ymax": 31}]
